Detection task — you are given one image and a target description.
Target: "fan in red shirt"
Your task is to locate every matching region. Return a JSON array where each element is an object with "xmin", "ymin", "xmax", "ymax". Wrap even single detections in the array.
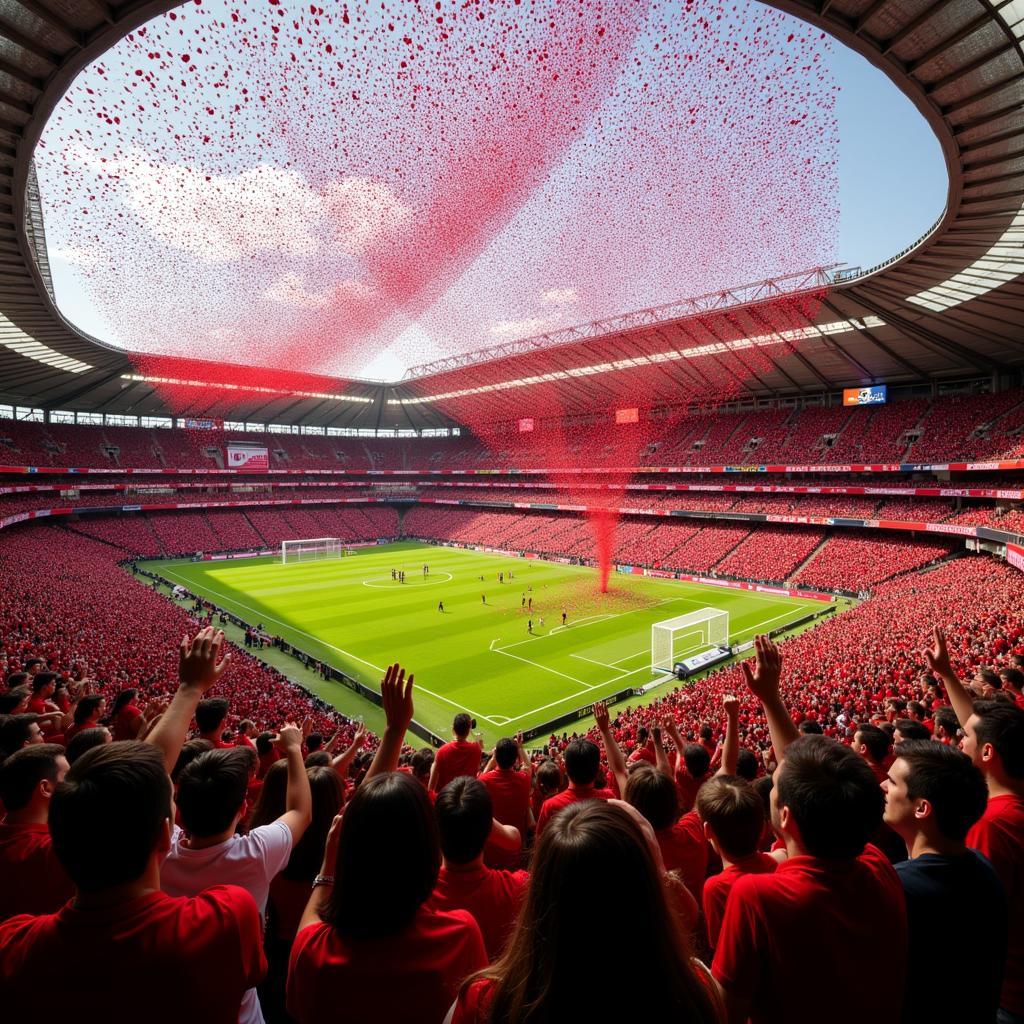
[
  {"xmin": 628, "ymin": 727, "xmax": 657, "ymax": 765},
  {"xmin": 712, "ymin": 635, "xmax": 907, "ymax": 1024},
  {"xmin": 535, "ymin": 737, "xmax": 615, "ymax": 835},
  {"xmin": 288, "ymin": 667, "xmax": 486, "ymax": 1023},
  {"xmin": 429, "ymin": 713, "xmax": 483, "ymax": 793},
  {"xmin": 478, "ymin": 734, "xmax": 533, "ymax": 868},
  {"xmin": 0, "ymin": 743, "xmax": 75, "ymax": 921},
  {"xmin": 428, "ymin": 776, "xmax": 528, "ymax": 959},
  {"xmin": 924, "ymin": 627, "xmax": 1024, "ymax": 1021},
  {"xmin": 109, "ymin": 688, "xmax": 145, "ymax": 741},
  {"xmin": 0, "ymin": 628, "xmax": 266, "ymax": 1022},
  {"xmin": 195, "ymin": 696, "xmax": 233, "ymax": 747},
  {"xmin": 696, "ymin": 775, "xmax": 776, "ymax": 952}
]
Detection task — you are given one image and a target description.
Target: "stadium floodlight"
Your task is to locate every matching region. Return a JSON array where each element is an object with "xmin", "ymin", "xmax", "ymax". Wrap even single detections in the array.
[
  {"xmin": 281, "ymin": 537, "xmax": 346, "ymax": 564},
  {"xmin": 651, "ymin": 608, "xmax": 729, "ymax": 672}
]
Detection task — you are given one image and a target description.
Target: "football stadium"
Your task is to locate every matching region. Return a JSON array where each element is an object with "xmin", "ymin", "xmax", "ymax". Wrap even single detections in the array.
[{"xmin": 0, "ymin": 1, "xmax": 1022, "ymax": 1022}]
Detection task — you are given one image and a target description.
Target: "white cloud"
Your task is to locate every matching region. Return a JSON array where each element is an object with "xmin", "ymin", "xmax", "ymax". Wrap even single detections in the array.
[
  {"xmin": 541, "ymin": 286, "xmax": 578, "ymax": 306},
  {"xmin": 262, "ymin": 272, "xmax": 333, "ymax": 308},
  {"xmin": 322, "ymin": 176, "xmax": 412, "ymax": 257},
  {"xmin": 490, "ymin": 317, "xmax": 553, "ymax": 338}
]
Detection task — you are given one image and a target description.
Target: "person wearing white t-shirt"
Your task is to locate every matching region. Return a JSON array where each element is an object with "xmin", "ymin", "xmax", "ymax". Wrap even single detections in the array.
[{"xmin": 162, "ymin": 723, "xmax": 312, "ymax": 1024}]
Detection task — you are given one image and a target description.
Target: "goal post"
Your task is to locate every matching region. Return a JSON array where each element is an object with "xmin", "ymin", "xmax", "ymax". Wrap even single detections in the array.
[
  {"xmin": 280, "ymin": 537, "xmax": 345, "ymax": 564},
  {"xmin": 651, "ymin": 608, "xmax": 729, "ymax": 673}
]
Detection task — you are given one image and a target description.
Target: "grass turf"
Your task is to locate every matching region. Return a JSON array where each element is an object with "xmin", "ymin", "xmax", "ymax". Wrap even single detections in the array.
[{"xmin": 140, "ymin": 541, "xmax": 830, "ymax": 742}]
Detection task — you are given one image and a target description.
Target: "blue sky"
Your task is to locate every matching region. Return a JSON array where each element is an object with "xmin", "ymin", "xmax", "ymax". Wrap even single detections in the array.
[{"xmin": 40, "ymin": 1, "xmax": 947, "ymax": 380}]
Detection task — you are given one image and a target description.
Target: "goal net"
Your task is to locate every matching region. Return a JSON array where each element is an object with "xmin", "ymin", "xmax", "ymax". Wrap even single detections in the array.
[
  {"xmin": 281, "ymin": 537, "xmax": 345, "ymax": 564},
  {"xmin": 651, "ymin": 608, "xmax": 729, "ymax": 672}
]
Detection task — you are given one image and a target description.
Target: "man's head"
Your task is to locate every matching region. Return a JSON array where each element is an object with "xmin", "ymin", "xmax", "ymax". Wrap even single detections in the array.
[
  {"xmin": 435, "ymin": 776, "xmax": 492, "ymax": 865},
  {"xmin": 735, "ymin": 748, "xmax": 759, "ymax": 782},
  {"xmin": 49, "ymin": 741, "xmax": 172, "ymax": 892},
  {"xmin": 564, "ymin": 738, "xmax": 601, "ymax": 786},
  {"xmin": 0, "ymin": 743, "xmax": 68, "ymax": 813},
  {"xmin": 494, "ymin": 737, "xmax": 518, "ymax": 770},
  {"xmin": 73, "ymin": 694, "xmax": 105, "ymax": 727},
  {"xmin": 961, "ymin": 701, "xmax": 1024, "ymax": 783},
  {"xmin": 999, "ymin": 667, "xmax": 1024, "ymax": 696},
  {"xmin": 6, "ymin": 671, "xmax": 29, "ymax": 690},
  {"xmin": 24, "ymin": 658, "xmax": 44, "ymax": 676},
  {"xmin": 893, "ymin": 718, "xmax": 931, "ymax": 744},
  {"xmin": 883, "ymin": 741, "xmax": 987, "ymax": 847},
  {"xmin": 255, "ymin": 731, "xmax": 275, "ymax": 757},
  {"xmin": 697, "ymin": 775, "xmax": 764, "ymax": 860},
  {"xmin": 624, "ymin": 765, "xmax": 679, "ymax": 831},
  {"xmin": 0, "ymin": 687, "xmax": 30, "ymax": 716},
  {"xmin": 195, "ymin": 698, "xmax": 229, "ymax": 738},
  {"xmin": 798, "ymin": 719, "xmax": 824, "ymax": 736},
  {"xmin": 452, "ymin": 713, "xmax": 472, "ymax": 740},
  {"xmin": 66, "ymin": 726, "xmax": 112, "ymax": 765},
  {"xmin": 31, "ymin": 672, "xmax": 57, "ymax": 698},
  {"xmin": 853, "ymin": 724, "xmax": 890, "ymax": 765},
  {"xmin": 306, "ymin": 733, "xmax": 324, "ymax": 753},
  {"xmin": 0, "ymin": 713, "xmax": 43, "ymax": 757},
  {"xmin": 933, "ymin": 707, "xmax": 960, "ymax": 743},
  {"xmin": 175, "ymin": 748, "xmax": 251, "ymax": 838},
  {"xmin": 411, "ymin": 748, "xmax": 434, "ymax": 784},
  {"xmin": 772, "ymin": 735, "xmax": 883, "ymax": 859},
  {"xmin": 682, "ymin": 743, "xmax": 711, "ymax": 780}
]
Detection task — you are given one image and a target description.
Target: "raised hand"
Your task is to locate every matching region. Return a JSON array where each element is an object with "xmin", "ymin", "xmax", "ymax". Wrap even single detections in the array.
[
  {"xmin": 593, "ymin": 700, "xmax": 610, "ymax": 733},
  {"xmin": 352, "ymin": 723, "xmax": 367, "ymax": 748},
  {"xmin": 741, "ymin": 635, "xmax": 783, "ymax": 703},
  {"xmin": 277, "ymin": 722, "xmax": 303, "ymax": 751},
  {"xmin": 178, "ymin": 627, "xmax": 231, "ymax": 693},
  {"xmin": 723, "ymin": 694, "xmax": 740, "ymax": 718},
  {"xmin": 380, "ymin": 663, "xmax": 415, "ymax": 734},
  {"xmin": 922, "ymin": 626, "xmax": 953, "ymax": 679}
]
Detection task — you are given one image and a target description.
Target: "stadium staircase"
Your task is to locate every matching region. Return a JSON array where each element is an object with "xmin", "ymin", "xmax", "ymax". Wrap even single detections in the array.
[{"xmin": 786, "ymin": 535, "xmax": 832, "ymax": 583}]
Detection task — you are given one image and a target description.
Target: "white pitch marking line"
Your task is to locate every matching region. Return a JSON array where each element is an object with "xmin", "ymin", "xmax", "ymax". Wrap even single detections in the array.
[
  {"xmin": 492, "ymin": 647, "xmax": 599, "ymax": 689},
  {"xmin": 569, "ymin": 653, "xmax": 629, "ymax": 673}
]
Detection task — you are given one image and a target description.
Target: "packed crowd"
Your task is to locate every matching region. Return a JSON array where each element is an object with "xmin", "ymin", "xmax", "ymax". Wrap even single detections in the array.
[
  {"xmin": 1, "ymin": 617, "xmax": 1021, "ymax": 1023},
  {"xmin": 4, "ymin": 388, "xmax": 1024, "ymax": 471}
]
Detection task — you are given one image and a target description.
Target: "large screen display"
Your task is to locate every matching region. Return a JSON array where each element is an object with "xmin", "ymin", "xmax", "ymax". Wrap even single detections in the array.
[{"xmin": 843, "ymin": 385, "xmax": 887, "ymax": 406}]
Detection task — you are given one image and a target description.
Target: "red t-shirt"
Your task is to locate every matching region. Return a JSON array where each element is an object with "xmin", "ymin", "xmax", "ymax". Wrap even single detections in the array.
[
  {"xmin": 702, "ymin": 852, "xmax": 777, "ymax": 952},
  {"xmin": 535, "ymin": 782, "xmax": 615, "ymax": 835},
  {"xmin": 0, "ymin": 886, "xmax": 265, "ymax": 1022},
  {"xmin": 479, "ymin": 767, "xmax": 531, "ymax": 868},
  {"xmin": 111, "ymin": 705, "xmax": 143, "ymax": 741},
  {"xmin": 0, "ymin": 821, "xmax": 75, "ymax": 921},
  {"xmin": 432, "ymin": 740, "xmax": 483, "ymax": 792},
  {"xmin": 712, "ymin": 844, "xmax": 906, "ymax": 1023},
  {"xmin": 427, "ymin": 862, "xmax": 529, "ymax": 960},
  {"xmin": 968, "ymin": 793, "xmax": 1024, "ymax": 1016},
  {"xmin": 656, "ymin": 811, "xmax": 708, "ymax": 901},
  {"xmin": 675, "ymin": 767, "xmax": 710, "ymax": 813},
  {"xmin": 286, "ymin": 904, "xmax": 487, "ymax": 1024}
]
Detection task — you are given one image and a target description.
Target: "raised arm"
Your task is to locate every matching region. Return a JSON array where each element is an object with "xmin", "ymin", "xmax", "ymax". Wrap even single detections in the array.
[
  {"xmin": 364, "ymin": 664, "xmax": 414, "ymax": 781},
  {"xmin": 741, "ymin": 635, "xmax": 797, "ymax": 760},
  {"xmin": 298, "ymin": 811, "xmax": 342, "ymax": 933},
  {"xmin": 922, "ymin": 626, "xmax": 974, "ymax": 728},
  {"xmin": 275, "ymin": 723, "xmax": 313, "ymax": 845},
  {"xmin": 146, "ymin": 627, "xmax": 232, "ymax": 773},
  {"xmin": 330, "ymin": 723, "xmax": 366, "ymax": 777},
  {"xmin": 653, "ymin": 726, "xmax": 672, "ymax": 778},
  {"xmin": 593, "ymin": 701, "xmax": 627, "ymax": 796},
  {"xmin": 715, "ymin": 695, "xmax": 740, "ymax": 777},
  {"xmin": 516, "ymin": 732, "xmax": 533, "ymax": 786}
]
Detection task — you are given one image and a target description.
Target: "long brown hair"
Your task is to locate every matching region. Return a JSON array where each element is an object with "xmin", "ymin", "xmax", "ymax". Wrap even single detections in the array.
[{"xmin": 471, "ymin": 801, "xmax": 722, "ymax": 1022}]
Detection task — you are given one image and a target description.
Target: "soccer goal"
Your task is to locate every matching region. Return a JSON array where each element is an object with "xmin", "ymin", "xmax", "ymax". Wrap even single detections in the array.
[
  {"xmin": 651, "ymin": 608, "xmax": 729, "ymax": 672},
  {"xmin": 280, "ymin": 537, "xmax": 346, "ymax": 564}
]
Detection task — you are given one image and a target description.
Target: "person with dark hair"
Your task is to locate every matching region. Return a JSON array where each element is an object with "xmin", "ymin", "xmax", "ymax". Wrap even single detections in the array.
[
  {"xmin": 26, "ymin": 672, "xmax": 58, "ymax": 717},
  {"xmin": 893, "ymin": 718, "xmax": 931, "ymax": 743},
  {"xmin": 235, "ymin": 719, "xmax": 257, "ymax": 750},
  {"xmin": 797, "ymin": 718, "xmax": 823, "ymax": 735},
  {"xmin": 696, "ymin": 775, "xmax": 776, "ymax": 952},
  {"xmin": 287, "ymin": 663, "xmax": 486, "ymax": 1021},
  {"xmin": 172, "ymin": 737, "xmax": 215, "ymax": 784},
  {"xmin": 0, "ymin": 687, "xmax": 31, "ymax": 717},
  {"xmin": 23, "ymin": 658, "xmax": 44, "ymax": 677},
  {"xmin": 449, "ymin": 800, "xmax": 724, "ymax": 1023},
  {"xmin": 195, "ymin": 696, "xmax": 231, "ymax": 747},
  {"xmin": 411, "ymin": 747, "xmax": 435, "ymax": 789},
  {"xmin": 924, "ymin": 627, "xmax": 1024, "ymax": 1023},
  {"xmin": 0, "ymin": 629, "xmax": 265, "ymax": 1022},
  {"xmin": 629, "ymin": 726, "xmax": 657, "ymax": 765},
  {"xmin": 853, "ymin": 722, "xmax": 892, "ymax": 783},
  {"xmin": 163, "ymin": 723, "xmax": 311, "ymax": 1024},
  {"xmin": 255, "ymin": 731, "xmax": 278, "ymax": 779},
  {"xmin": 883, "ymin": 740, "xmax": 1005, "ymax": 1023},
  {"xmin": 65, "ymin": 725, "xmax": 112, "ymax": 764},
  {"xmin": 999, "ymin": 667, "xmax": 1024, "ymax": 710},
  {"xmin": 735, "ymin": 748, "xmax": 759, "ymax": 781},
  {"xmin": 430, "ymin": 712, "xmax": 482, "ymax": 793},
  {"xmin": 933, "ymin": 706, "xmax": 960, "ymax": 745},
  {"xmin": 0, "ymin": 712, "xmax": 43, "ymax": 757},
  {"xmin": 109, "ymin": 688, "xmax": 144, "ymax": 741},
  {"xmin": 6, "ymin": 670, "xmax": 29, "ymax": 690},
  {"xmin": 712, "ymin": 635, "xmax": 907, "ymax": 1024},
  {"xmin": 479, "ymin": 734, "xmax": 533, "ymax": 867},
  {"xmin": 535, "ymin": 729, "xmax": 614, "ymax": 835},
  {"xmin": 0, "ymin": 743, "xmax": 74, "ymax": 920},
  {"xmin": 64, "ymin": 693, "xmax": 106, "ymax": 746},
  {"xmin": 429, "ymin": 776, "xmax": 528, "ymax": 960}
]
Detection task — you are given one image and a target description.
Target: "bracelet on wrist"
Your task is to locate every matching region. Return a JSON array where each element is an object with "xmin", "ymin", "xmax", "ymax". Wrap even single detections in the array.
[{"xmin": 312, "ymin": 874, "xmax": 335, "ymax": 889}]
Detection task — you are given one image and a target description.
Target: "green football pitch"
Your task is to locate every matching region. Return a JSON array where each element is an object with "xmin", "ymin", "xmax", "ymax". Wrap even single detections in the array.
[{"xmin": 141, "ymin": 541, "xmax": 827, "ymax": 741}]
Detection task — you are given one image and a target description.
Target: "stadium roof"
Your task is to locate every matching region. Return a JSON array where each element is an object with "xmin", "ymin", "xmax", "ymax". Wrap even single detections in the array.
[{"xmin": 0, "ymin": 0, "xmax": 1020, "ymax": 429}]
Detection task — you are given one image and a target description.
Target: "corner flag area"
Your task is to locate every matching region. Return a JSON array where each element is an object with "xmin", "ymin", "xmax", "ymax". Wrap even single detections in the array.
[{"xmin": 145, "ymin": 541, "xmax": 831, "ymax": 739}]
